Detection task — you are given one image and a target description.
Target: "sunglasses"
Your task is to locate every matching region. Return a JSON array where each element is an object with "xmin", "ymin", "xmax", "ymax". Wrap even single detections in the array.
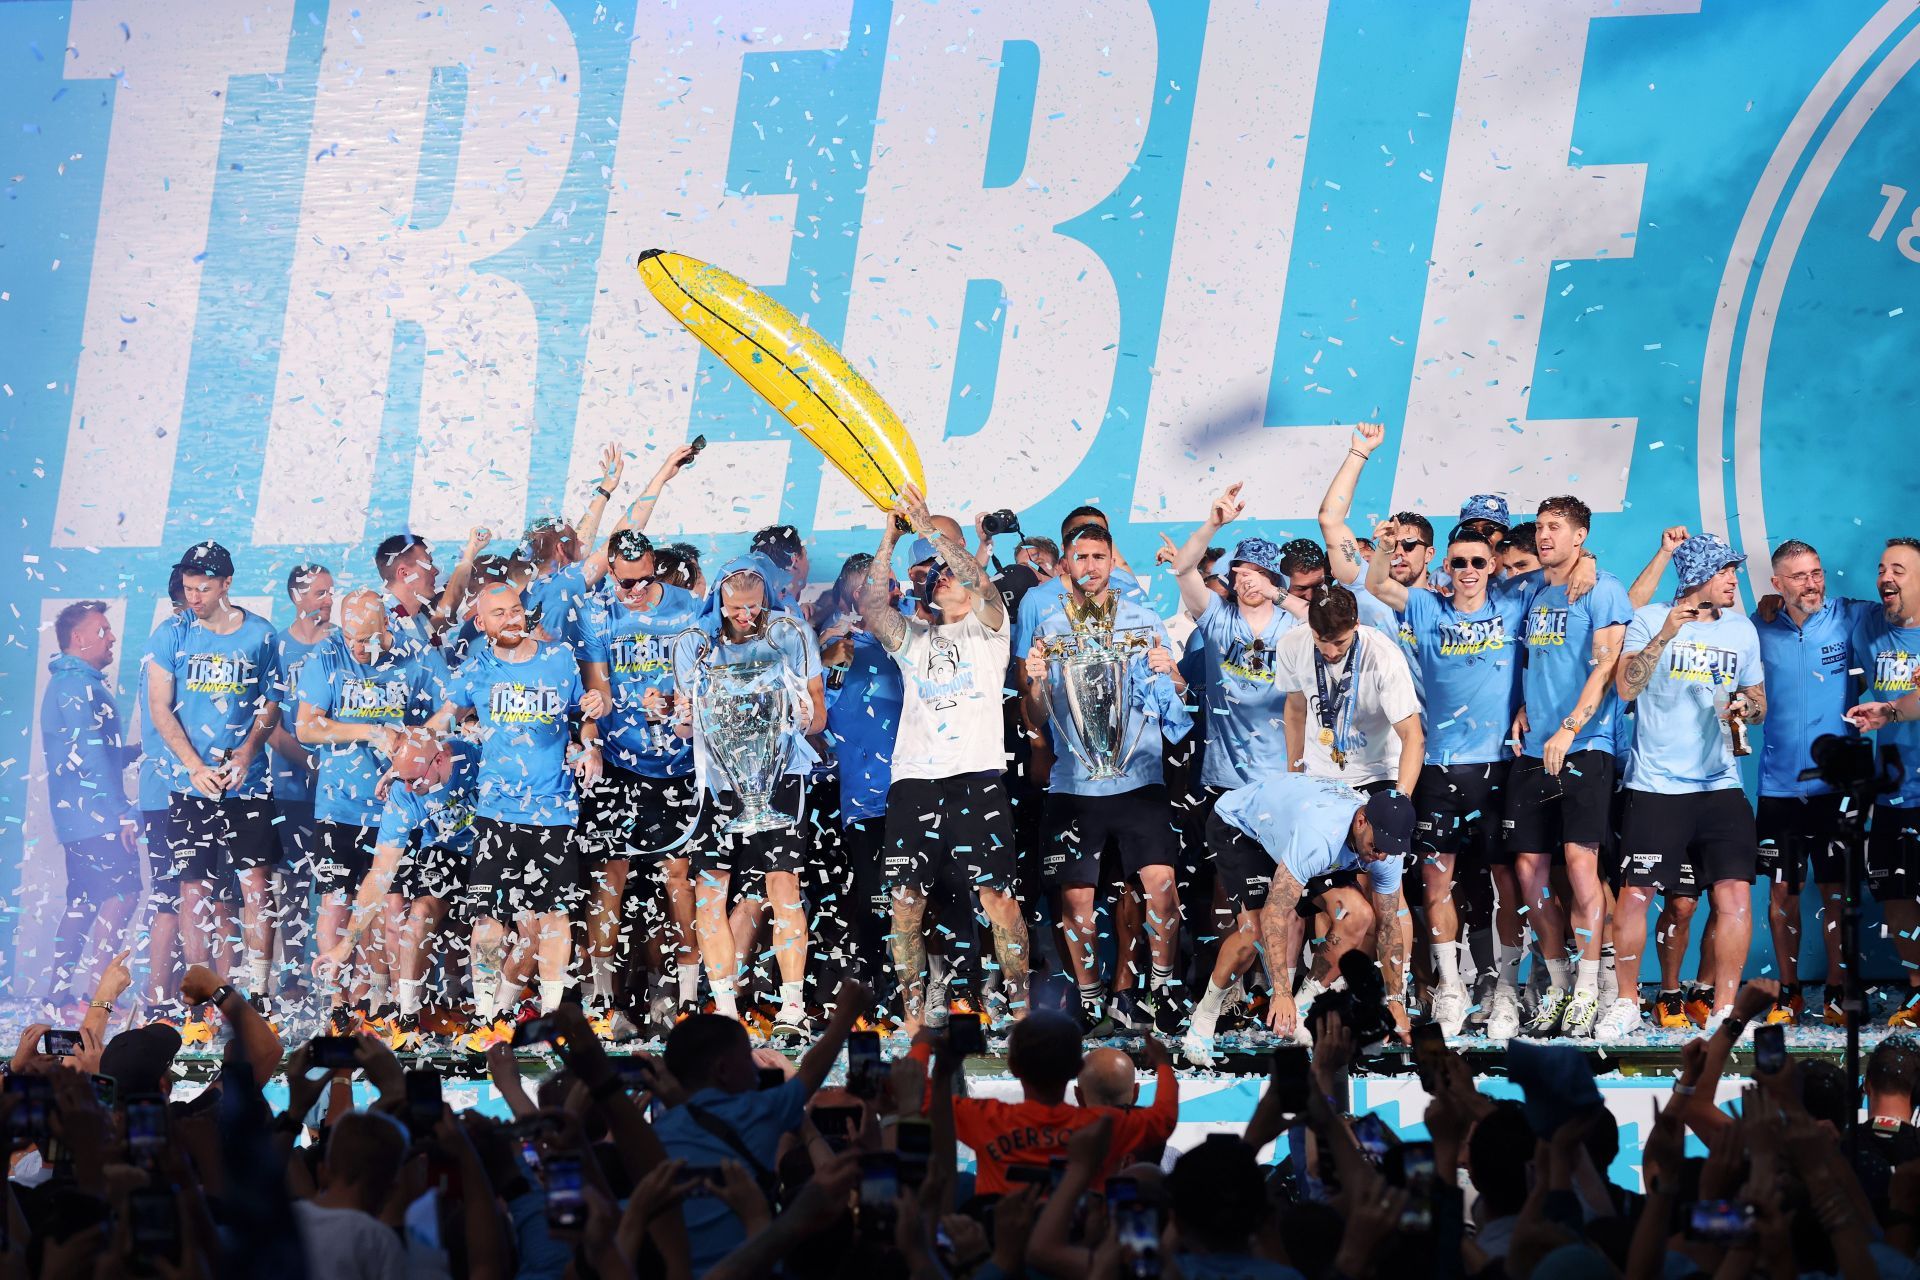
[
  {"xmin": 614, "ymin": 574, "xmax": 652, "ymax": 590},
  {"xmin": 1449, "ymin": 556, "xmax": 1490, "ymax": 571},
  {"xmin": 1396, "ymin": 539, "xmax": 1430, "ymax": 553}
]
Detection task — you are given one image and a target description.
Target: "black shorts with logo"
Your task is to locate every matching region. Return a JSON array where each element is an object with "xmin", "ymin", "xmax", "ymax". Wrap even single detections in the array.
[
  {"xmin": 313, "ymin": 820, "xmax": 376, "ymax": 896},
  {"xmin": 882, "ymin": 774, "xmax": 1019, "ymax": 896},
  {"xmin": 1414, "ymin": 762, "xmax": 1507, "ymax": 867},
  {"xmin": 1617, "ymin": 789, "xmax": 1756, "ymax": 895},
  {"xmin": 689, "ymin": 777, "xmax": 807, "ymax": 879},
  {"xmin": 391, "ymin": 833, "xmax": 467, "ymax": 902},
  {"xmin": 167, "ymin": 792, "xmax": 281, "ymax": 881},
  {"xmin": 468, "ymin": 817, "xmax": 580, "ymax": 917},
  {"xmin": 1205, "ymin": 809, "xmax": 1275, "ymax": 914},
  {"xmin": 273, "ymin": 800, "xmax": 316, "ymax": 875},
  {"xmin": 1041, "ymin": 785, "xmax": 1178, "ymax": 889},
  {"xmin": 1502, "ymin": 751, "xmax": 1616, "ymax": 856},
  {"xmin": 576, "ymin": 765, "xmax": 698, "ymax": 863},
  {"xmin": 62, "ymin": 832, "xmax": 140, "ymax": 903},
  {"xmin": 1867, "ymin": 806, "xmax": 1920, "ymax": 900},
  {"xmin": 142, "ymin": 809, "xmax": 181, "ymax": 910},
  {"xmin": 1756, "ymin": 793, "xmax": 1860, "ymax": 895}
]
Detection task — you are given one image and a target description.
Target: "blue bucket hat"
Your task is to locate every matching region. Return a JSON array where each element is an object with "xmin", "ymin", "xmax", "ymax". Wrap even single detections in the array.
[
  {"xmin": 1228, "ymin": 537, "xmax": 1285, "ymax": 578},
  {"xmin": 1673, "ymin": 533, "xmax": 1747, "ymax": 592},
  {"xmin": 1458, "ymin": 494, "xmax": 1511, "ymax": 529},
  {"xmin": 908, "ymin": 536, "xmax": 938, "ymax": 566}
]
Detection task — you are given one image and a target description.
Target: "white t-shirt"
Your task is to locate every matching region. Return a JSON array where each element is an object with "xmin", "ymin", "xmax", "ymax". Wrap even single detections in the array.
[
  {"xmin": 293, "ymin": 1200, "xmax": 408, "ymax": 1280},
  {"xmin": 1272, "ymin": 625, "xmax": 1419, "ymax": 787},
  {"xmin": 887, "ymin": 609, "xmax": 1011, "ymax": 780}
]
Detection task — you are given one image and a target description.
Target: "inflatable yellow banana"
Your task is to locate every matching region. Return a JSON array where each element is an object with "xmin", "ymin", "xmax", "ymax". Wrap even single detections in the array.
[{"xmin": 637, "ymin": 249, "xmax": 925, "ymax": 514}]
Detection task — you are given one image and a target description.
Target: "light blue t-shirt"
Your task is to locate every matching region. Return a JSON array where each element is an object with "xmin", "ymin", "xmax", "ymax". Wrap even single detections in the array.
[
  {"xmin": 1213, "ymin": 772, "xmax": 1402, "ymax": 894},
  {"xmin": 1193, "ymin": 595, "xmax": 1296, "ymax": 789},
  {"xmin": 375, "ymin": 737, "xmax": 479, "ymax": 855},
  {"xmin": 1753, "ymin": 598, "xmax": 1875, "ymax": 798},
  {"xmin": 144, "ymin": 609, "xmax": 282, "ymax": 799},
  {"xmin": 650, "ymin": 1079, "xmax": 811, "ymax": 1275},
  {"xmin": 296, "ymin": 639, "xmax": 444, "ymax": 826},
  {"xmin": 1400, "ymin": 587, "xmax": 1528, "ymax": 766},
  {"xmin": 825, "ymin": 630, "xmax": 904, "ymax": 825},
  {"xmin": 443, "ymin": 640, "xmax": 585, "ymax": 826},
  {"xmin": 524, "ymin": 562, "xmax": 592, "ymax": 648},
  {"xmin": 1518, "ymin": 572, "xmax": 1635, "ymax": 758},
  {"xmin": 40, "ymin": 654, "xmax": 135, "ymax": 842},
  {"xmin": 134, "ymin": 653, "xmax": 175, "ymax": 814},
  {"xmin": 1620, "ymin": 604, "xmax": 1762, "ymax": 794},
  {"xmin": 578, "ymin": 584, "xmax": 699, "ymax": 779},
  {"xmin": 269, "ymin": 629, "xmax": 330, "ymax": 805},
  {"xmin": 1012, "ymin": 571, "xmax": 1151, "ymax": 660},
  {"xmin": 1032, "ymin": 594, "xmax": 1178, "ymax": 797},
  {"xmin": 1851, "ymin": 609, "xmax": 1920, "ymax": 807}
]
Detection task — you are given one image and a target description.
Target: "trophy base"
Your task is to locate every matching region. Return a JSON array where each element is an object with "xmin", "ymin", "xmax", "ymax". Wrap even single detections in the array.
[
  {"xmin": 1079, "ymin": 765, "xmax": 1126, "ymax": 782},
  {"xmin": 720, "ymin": 808, "xmax": 798, "ymax": 838}
]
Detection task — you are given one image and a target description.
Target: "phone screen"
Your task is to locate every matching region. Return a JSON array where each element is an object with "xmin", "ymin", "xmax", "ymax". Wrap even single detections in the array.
[
  {"xmin": 1753, "ymin": 1023, "xmax": 1786, "ymax": 1074},
  {"xmin": 1270, "ymin": 1046, "xmax": 1311, "ymax": 1114},
  {"xmin": 1114, "ymin": 1202, "xmax": 1162, "ymax": 1275},
  {"xmin": 512, "ymin": 1016, "xmax": 558, "ymax": 1048},
  {"xmin": 404, "ymin": 1069, "xmax": 443, "ymax": 1140},
  {"xmin": 947, "ymin": 1012, "xmax": 987, "ymax": 1056},
  {"xmin": 4, "ymin": 1074, "xmax": 50, "ymax": 1140},
  {"xmin": 128, "ymin": 1189, "xmax": 180, "ymax": 1263},
  {"xmin": 310, "ymin": 1036, "xmax": 360, "ymax": 1070},
  {"xmin": 859, "ymin": 1152, "xmax": 900, "ymax": 1235},
  {"xmin": 544, "ymin": 1156, "xmax": 587, "ymax": 1230},
  {"xmin": 897, "ymin": 1119, "xmax": 932, "ymax": 1185},
  {"xmin": 1350, "ymin": 1113, "xmax": 1394, "ymax": 1161},
  {"xmin": 1411, "ymin": 1021, "xmax": 1448, "ymax": 1081},
  {"xmin": 1390, "ymin": 1141, "xmax": 1437, "ymax": 1232},
  {"xmin": 126, "ymin": 1096, "xmax": 167, "ymax": 1159},
  {"xmin": 41, "ymin": 1029, "xmax": 82, "ymax": 1058},
  {"xmin": 1689, "ymin": 1199, "xmax": 1757, "ymax": 1243},
  {"xmin": 846, "ymin": 1030, "xmax": 884, "ymax": 1099}
]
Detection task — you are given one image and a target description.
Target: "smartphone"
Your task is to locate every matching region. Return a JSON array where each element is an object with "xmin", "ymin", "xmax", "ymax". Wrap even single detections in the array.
[
  {"xmin": 846, "ymin": 1030, "xmax": 884, "ymax": 1100},
  {"xmin": 127, "ymin": 1187, "xmax": 181, "ymax": 1265},
  {"xmin": 125, "ymin": 1094, "xmax": 167, "ymax": 1162},
  {"xmin": 3, "ymin": 1074, "xmax": 51, "ymax": 1141},
  {"xmin": 512, "ymin": 1016, "xmax": 560, "ymax": 1048},
  {"xmin": 1350, "ymin": 1113, "xmax": 1394, "ymax": 1162},
  {"xmin": 404, "ymin": 1069, "xmax": 443, "ymax": 1141},
  {"xmin": 859, "ymin": 1151, "xmax": 900, "ymax": 1237},
  {"xmin": 947, "ymin": 1012, "xmax": 987, "ymax": 1057},
  {"xmin": 1114, "ymin": 1200, "xmax": 1164, "ymax": 1278},
  {"xmin": 612, "ymin": 1058, "xmax": 655, "ymax": 1091},
  {"xmin": 90, "ymin": 1074, "xmax": 117, "ymax": 1110},
  {"xmin": 896, "ymin": 1118, "xmax": 932, "ymax": 1186},
  {"xmin": 1270, "ymin": 1046, "xmax": 1312, "ymax": 1115},
  {"xmin": 1411, "ymin": 1021, "xmax": 1448, "ymax": 1083},
  {"xmin": 1388, "ymin": 1141, "xmax": 1437, "ymax": 1232},
  {"xmin": 758, "ymin": 1066, "xmax": 788, "ymax": 1092},
  {"xmin": 677, "ymin": 1164, "xmax": 723, "ymax": 1198},
  {"xmin": 544, "ymin": 1154, "xmax": 587, "ymax": 1231},
  {"xmin": 1688, "ymin": 1198, "xmax": 1757, "ymax": 1244},
  {"xmin": 1753, "ymin": 1023, "xmax": 1786, "ymax": 1075},
  {"xmin": 41, "ymin": 1029, "xmax": 82, "ymax": 1058},
  {"xmin": 812, "ymin": 1103, "xmax": 863, "ymax": 1151},
  {"xmin": 309, "ymin": 1035, "xmax": 360, "ymax": 1070}
]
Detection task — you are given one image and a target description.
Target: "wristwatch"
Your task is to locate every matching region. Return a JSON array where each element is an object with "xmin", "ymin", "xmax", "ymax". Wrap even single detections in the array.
[
  {"xmin": 202, "ymin": 983, "xmax": 237, "ymax": 1010},
  {"xmin": 595, "ymin": 485, "xmax": 614, "ymax": 500},
  {"xmin": 1561, "ymin": 715, "xmax": 1580, "ymax": 733}
]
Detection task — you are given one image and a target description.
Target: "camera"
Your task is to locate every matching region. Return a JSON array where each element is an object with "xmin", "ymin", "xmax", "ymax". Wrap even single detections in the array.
[
  {"xmin": 980, "ymin": 509, "xmax": 1021, "ymax": 537},
  {"xmin": 1306, "ymin": 950, "xmax": 1396, "ymax": 1049}
]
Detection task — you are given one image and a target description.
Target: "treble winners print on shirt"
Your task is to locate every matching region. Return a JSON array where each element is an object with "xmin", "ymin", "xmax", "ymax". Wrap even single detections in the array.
[
  {"xmin": 607, "ymin": 633, "xmax": 671, "ymax": 676},
  {"xmin": 1525, "ymin": 604, "xmax": 1568, "ymax": 648},
  {"xmin": 1664, "ymin": 641, "xmax": 1742, "ymax": 689},
  {"xmin": 1874, "ymin": 648, "xmax": 1919, "ymax": 694},
  {"xmin": 488, "ymin": 681, "xmax": 567, "ymax": 725},
  {"xmin": 1437, "ymin": 616, "xmax": 1511, "ymax": 658},
  {"xmin": 1219, "ymin": 637, "xmax": 1276, "ymax": 684},
  {"xmin": 183, "ymin": 652, "xmax": 255, "ymax": 696},
  {"xmin": 335, "ymin": 676, "xmax": 414, "ymax": 720}
]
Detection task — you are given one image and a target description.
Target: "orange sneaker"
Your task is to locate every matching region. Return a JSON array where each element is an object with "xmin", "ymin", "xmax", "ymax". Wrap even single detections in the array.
[
  {"xmin": 1654, "ymin": 990, "xmax": 1692, "ymax": 1029},
  {"xmin": 177, "ymin": 1011, "xmax": 215, "ymax": 1048},
  {"xmin": 1762, "ymin": 990, "xmax": 1804, "ymax": 1025},
  {"xmin": 1683, "ymin": 986, "xmax": 1713, "ymax": 1028}
]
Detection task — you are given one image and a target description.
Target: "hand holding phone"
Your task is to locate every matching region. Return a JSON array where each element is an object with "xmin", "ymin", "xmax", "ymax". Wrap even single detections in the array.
[
  {"xmin": 846, "ymin": 1030, "xmax": 884, "ymax": 1100},
  {"xmin": 309, "ymin": 1035, "xmax": 360, "ymax": 1070},
  {"xmin": 1753, "ymin": 1023, "xmax": 1786, "ymax": 1075},
  {"xmin": 947, "ymin": 1013, "xmax": 987, "ymax": 1057},
  {"xmin": 404, "ymin": 1069, "xmax": 443, "ymax": 1141},
  {"xmin": 41, "ymin": 1029, "xmax": 82, "ymax": 1058},
  {"xmin": 544, "ymin": 1154, "xmax": 587, "ymax": 1231}
]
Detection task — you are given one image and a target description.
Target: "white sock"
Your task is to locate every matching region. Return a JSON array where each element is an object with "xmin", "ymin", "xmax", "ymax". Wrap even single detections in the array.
[
  {"xmin": 539, "ymin": 979, "xmax": 567, "ymax": 1014},
  {"xmin": 928, "ymin": 953, "xmax": 952, "ymax": 986},
  {"xmin": 1544, "ymin": 957, "xmax": 1571, "ymax": 992},
  {"xmin": 712, "ymin": 977, "xmax": 739, "ymax": 1020},
  {"xmin": 778, "ymin": 980, "xmax": 804, "ymax": 1012},
  {"xmin": 1430, "ymin": 943, "xmax": 1461, "ymax": 989},
  {"xmin": 1079, "ymin": 981, "xmax": 1107, "ymax": 1008},
  {"xmin": 1195, "ymin": 979, "xmax": 1231, "ymax": 1016},
  {"xmin": 397, "ymin": 980, "xmax": 424, "ymax": 1017},
  {"xmin": 493, "ymin": 975, "xmax": 523, "ymax": 1016},
  {"xmin": 248, "ymin": 955, "xmax": 271, "ymax": 993},
  {"xmin": 677, "ymin": 963, "xmax": 700, "ymax": 1004},
  {"xmin": 1296, "ymin": 975, "xmax": 1327, "ymax": 1007},
  {"xmin": 590, "ymin": 956, "xmax": 615, "ymax": 1004},
  {"xmin": 1575, "ymin": 957, "xmax": 1601, "ymax": 996},
  {"xmin": 1497, "ymin": 944, "xmax": 1523, "ymax": 988},
  {"xmin": 1151, "ymin": 965, "xmax": 1175, "ymax": 994},
  {"xmin": 367, "ymin": 974, "xmax": 390, "ymax": 1010}
]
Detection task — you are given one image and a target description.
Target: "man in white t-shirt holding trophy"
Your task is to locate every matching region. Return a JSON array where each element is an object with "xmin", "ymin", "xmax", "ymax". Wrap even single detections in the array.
[{"xmin": 861, "ymin": 484, "xmax": 1029, "ymax": 1032}]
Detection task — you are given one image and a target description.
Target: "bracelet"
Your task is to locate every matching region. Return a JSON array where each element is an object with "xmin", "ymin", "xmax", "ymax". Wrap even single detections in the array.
[
  {"xmin": 595, "ymin": 486, "xmax": 614, "ymax": 499},
  {"xmin": 1348, "ymin": 449, "xmax": 1368, "ymax": 461},
  {"xmin": 1671, "ymin": 1083, "xmax": 1695, "ymax": 1096},
  {"xmin": 89, "ymin": 1000, "xmax": 113, "ymax": 1012}
]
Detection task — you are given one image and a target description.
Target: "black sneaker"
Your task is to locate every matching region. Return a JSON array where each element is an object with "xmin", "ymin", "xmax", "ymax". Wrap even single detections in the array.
[
  {"xmin": 1108, "ymin": 990, "xmax": 1151, "ymax": 1032},
  {"xmin": 1078, "ymin": 997, "xmax": 1117, "ymax": 1038},
  {"xmin": 1151, "ymin": 988, "xmax": 1189, "ymax": 1038}
]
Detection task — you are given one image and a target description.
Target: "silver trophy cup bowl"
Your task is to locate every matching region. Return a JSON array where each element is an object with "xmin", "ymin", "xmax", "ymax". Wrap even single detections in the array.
[
  {"xmin": 693, "ymin": 658, "xmax": 796, "ymax": 835},
  {"xmin": 1039, "ymin": 628, "xmax": 1155, "ymax": 780}
]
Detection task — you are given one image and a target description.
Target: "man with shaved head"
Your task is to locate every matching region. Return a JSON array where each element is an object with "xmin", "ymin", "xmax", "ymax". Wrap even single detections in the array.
[{"xmin": 297, "ymin": 588, "xmax": 444, "ymax": 1032}]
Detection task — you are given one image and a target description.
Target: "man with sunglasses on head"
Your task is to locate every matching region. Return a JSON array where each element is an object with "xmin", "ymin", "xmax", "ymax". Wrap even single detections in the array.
[
  {"xmin": 1364, "ymin": 522, "xmax": 1528, "ymax": 1037},
  {"xmin": 578, "ymin": 528, "xmax": 703, "ymax": 1035}
]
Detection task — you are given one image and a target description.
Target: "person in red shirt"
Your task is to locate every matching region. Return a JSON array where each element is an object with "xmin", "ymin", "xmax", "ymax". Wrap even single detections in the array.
[{"xmin": 917, "ymin": 1011, "xmax": 1179, "ymax": 1193}]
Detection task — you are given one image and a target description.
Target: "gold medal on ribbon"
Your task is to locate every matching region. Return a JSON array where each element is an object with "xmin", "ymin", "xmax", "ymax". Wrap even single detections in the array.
[
  {"xmin": 1318, "ymin": 727, "xmax": 1334, "ymax": 747},
  {"xmin": 1331, "ymin": 748, "xmax": 1347, "ymax": 768}
]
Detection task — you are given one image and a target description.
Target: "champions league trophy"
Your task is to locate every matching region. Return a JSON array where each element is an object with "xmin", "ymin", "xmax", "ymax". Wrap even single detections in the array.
[
  {"xmin": 674, "ymin": 617, "xmax": 809, "ymax": 836},
  {"xmin": 1037, "ymin": 593, "xmax": 1157, "ymax": 780}
]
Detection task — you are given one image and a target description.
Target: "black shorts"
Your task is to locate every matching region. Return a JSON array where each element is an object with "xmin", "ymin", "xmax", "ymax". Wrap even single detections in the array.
[
  {"xmin": 1756, "ymin": 794, "xmax": 1859, "ymax": 894},
  {"xmin": 1617, "ymin": 789, "xmax": 1756, "ymax": 895},
  {"xmin": 1042, "ymin": 785, "xmax": 1178, "ymax": 889},
  {"xmin": 1414, "ymin": 762, "xmax": 1507, "ymax": 867},
  {"xmin": 469, "ymin": 817, "xmax": 581, "ymax": 918},
  {"xmin": 1502, "ymin": 752, "xmax": 1616, "ymax": 856},
  {"xmin": 1867, "ymin": 807, "xmax": 1920, "ymax": 900},
  {"xmin": 1205, "ymin": 810, "xmax": 1274, "ymax": 913},
  {"xmin": 577, "ymin": 765, "xmax": 698, "ymax": 863},
  {"xmin": 391, "ymin": 836, "xmax": 466, "ymax": 902},
  {"xmin": 881, "ymin": 775, "xmax": 1019, "ymax": 896},
  {"xmin": 273, "ymin": 800, "xmax": 316, "ymax": 873},
  {"xmin": 141, "ymin": 810, "xmax": 180, "ymax": 910},
  {"xmin": 312, "ymin": 821, "xmax": 376, "ymax": 896},
  {"xmin": 690, "ymin": 777, "xmax": 807, "ymax": 879},
  {"xmin": 62, "ymin": 832, "xmax": 140, "ymax": 903},
  {"xmin": 166, "ymin": 792, "xmax": 281, "ymax": 881}
]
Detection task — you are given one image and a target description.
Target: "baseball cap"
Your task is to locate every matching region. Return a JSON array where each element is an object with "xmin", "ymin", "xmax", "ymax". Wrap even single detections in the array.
[
  {"xmin": 908, "ymin": 536, "xmax": 938, "ymax": 566},
  {"xmin": 1362, "ymin": 790, "xmax": 1416, "ymax": 861},
  {"xmin": 1458, "ymin": 495, "xmax": 1511, "ymax": 529},
  {"xmin": 99, "ymin": 1023, "xmax": 183, "ymax": 1096},
  {"xmin": 1673, "ymin": 533, "xmax": 1747, "ymax": 591},
  {"xmin": 172, "ymin": 540, "xmax": 234, "ymax": 579}
]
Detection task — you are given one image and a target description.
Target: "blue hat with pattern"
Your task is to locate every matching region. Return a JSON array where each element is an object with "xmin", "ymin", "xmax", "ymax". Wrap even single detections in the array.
[
  {"xmin": 1673, "ymin": 533, "xmax": 1747, "ymax": 591},
  {"xmin": 1458, "ymin": 494, "xmax": 1511, "ymax": 529},
  {"xmin": 909, "ymin": 536, "xmax": 938, "ymax": 566},
  {"xmin": 1229, "ymin": 537, "xmax": 1285, "ymax": 578}
]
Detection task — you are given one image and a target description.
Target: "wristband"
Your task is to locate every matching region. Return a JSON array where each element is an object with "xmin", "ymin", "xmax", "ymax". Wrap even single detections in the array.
[
  {"xmin": 595, "ymin": 485, "xmax": 614, "ymax": 499},
  {"xmin": 1671, "ymin": 1083, "xmax": 1695, "ymax": 1097},
  {"xmin": 203, "ymin": 983, "xmax": 237, "ymax": 1011}
]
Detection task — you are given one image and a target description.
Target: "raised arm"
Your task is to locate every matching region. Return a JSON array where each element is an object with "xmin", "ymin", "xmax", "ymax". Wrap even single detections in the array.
[
  {"xmin": 859, "ymin": 521, "xmax": 909, "ymax": 652},
  {"xmin": 1172, "ymin": 483, "xmax": 1244, "ymax": 616},
  {"xmin": 1318, "ymin": 422, "xmax": 1384, "ymax": 584},
  {"xmin": 432, "ymin": 525, "xmax": 492, "ymax": 628},
  {"xmin": 573, "ymin": 443, "xmax": 624, "ymax": 555},
  {"xmin": 1364, "ymin": 517, "xmax": 1410, "ymax": 610},
  {"xmin": 1629, "ymin": 526, "xmax": 1689, "ymax": 609},
  {"xmin": 897, "ymin": 483, "xmax": 1004, "ymax": 631},
  {"xmin": 795, "ymin": 982, "xmax": 869, "ymax": 1091}
]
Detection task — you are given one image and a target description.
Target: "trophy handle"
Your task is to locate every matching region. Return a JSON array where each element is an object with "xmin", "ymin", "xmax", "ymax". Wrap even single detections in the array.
[{"xmin": 1035, "ymin": 647, "xmax": 1106, "ymax": 778}]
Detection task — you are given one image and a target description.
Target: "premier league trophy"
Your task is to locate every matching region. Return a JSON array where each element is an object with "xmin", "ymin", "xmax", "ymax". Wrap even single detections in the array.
[
  {"xmin": 1037, "ymin": 594, "xmax": 1156, "ymax": 780},
  {"xmin": 674, "ymin": 617, "xmax": 809, "ymax": 835}
]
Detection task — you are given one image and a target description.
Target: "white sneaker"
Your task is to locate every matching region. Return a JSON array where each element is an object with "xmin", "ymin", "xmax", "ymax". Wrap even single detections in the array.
[
  {"xmin": 1562, "ymin": 988, "xmax": 1600, "ymax": 1038},
  {"xmin": 1703, "ymin": 1006, "xmax": 1751, "ymax": 1041},
  {"xmin": 1183, "ymin": 1001, "xmax": 1221, "ymax": 1067},
  {"xmin": 1594, "ymin": 996, "xmax": 1643, "ymax": 1041},
  {"xmin": 1598, "ymin": 961, "xmax": 1619, "ymax": 1011},
  {"xmin": 1430, "ymin": 984, "xmax": 1469, "ymax": 1038},
  {"xmin": 924, "ymin": 972, "xmax": 952, "ymax": 1028},
  {"xmin": 1486, "ymin": 986, "xmax": 1522, "ymax": 1040}
]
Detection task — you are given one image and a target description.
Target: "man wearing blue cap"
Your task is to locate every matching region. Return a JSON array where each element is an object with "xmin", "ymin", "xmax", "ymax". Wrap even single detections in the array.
[{"xmin": 1602, "ymin": 534, "xmax": 1765, "ymax": 1039}]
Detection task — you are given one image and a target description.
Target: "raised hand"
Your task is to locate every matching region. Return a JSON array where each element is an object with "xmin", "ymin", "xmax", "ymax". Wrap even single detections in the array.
[
  {"xmin": 1661, "ymin": 525, "xmax": 1691, "ymax": 555},
  {"xmin": 1350, "ymin": 421, "xmax": 1385, "ymax": 457},
  {"xmin": 597, "ymin": 442, "xmax": 625, "ymax": 493},
  {"xmin": 1210, "ymin": 481, "xmax": 1246, "ymax": 528},
  {"xmin": 1155, "ymin": 532, "xmax": 1179, "ymax": 567}
]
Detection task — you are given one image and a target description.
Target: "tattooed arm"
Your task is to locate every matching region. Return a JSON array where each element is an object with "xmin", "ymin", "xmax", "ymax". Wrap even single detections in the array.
[
  {"xmin": 1617, "ymin": 606, "xmax": 1697, "ymax": 702},
  {"xmin": 1318, "ymin": 422, "xmax": 1384, "ymax": 585},
  {"xmin": 1373, "ymin": 885, "xmax": 1412, "ymax": 1039},
  {"xmin": 861, "ymin": 521, "xmax": 909, "ymax": 653},
  {"xmin": 1261, "ymin": 865, "xmax": 1307, "ymax": 992},
  {"xmin": 895, "ymin": 483, "xmax": 1005, "ymax": 630}
]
